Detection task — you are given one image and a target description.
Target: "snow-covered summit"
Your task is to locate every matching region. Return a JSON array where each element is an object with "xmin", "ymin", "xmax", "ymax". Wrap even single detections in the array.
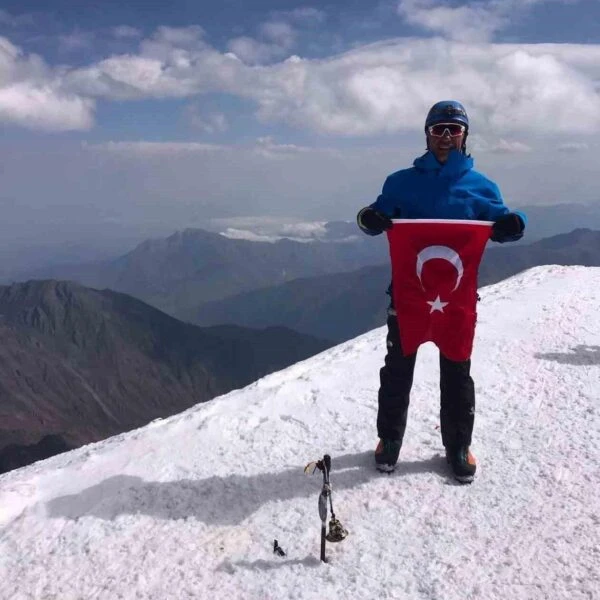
[{"xmin": 1, "ymin": 265, "xmax": 599, "ymax": 600}]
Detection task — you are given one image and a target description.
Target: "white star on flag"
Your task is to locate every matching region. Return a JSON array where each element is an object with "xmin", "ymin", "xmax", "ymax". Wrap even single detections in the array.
[{"xmin": 427, "ymin": 295, "xmax": 449, "ymax": 313}]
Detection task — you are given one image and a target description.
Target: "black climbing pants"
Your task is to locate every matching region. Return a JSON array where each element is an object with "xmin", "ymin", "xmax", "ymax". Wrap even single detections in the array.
[{"xmin": 377, "ymin": 309, "xmax": 475, "ymax": 449}]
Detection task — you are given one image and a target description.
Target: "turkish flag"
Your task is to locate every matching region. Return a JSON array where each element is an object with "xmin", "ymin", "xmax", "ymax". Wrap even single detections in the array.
[{"xmin": 386, "ymin": 219, "xmax": 492, "ymax": 361}]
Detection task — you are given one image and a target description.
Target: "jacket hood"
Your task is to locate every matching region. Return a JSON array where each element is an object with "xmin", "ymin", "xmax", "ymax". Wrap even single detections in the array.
[{"xmin": 413, "ymin": 150, "xmax": 473, "ymax": 178}]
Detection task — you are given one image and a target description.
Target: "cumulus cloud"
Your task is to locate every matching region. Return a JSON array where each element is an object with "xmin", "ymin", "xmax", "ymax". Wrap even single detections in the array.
[
  {"xmin": 62, "ymin": 32, "xmax": 600, "ymax": 135},
  {"xmin": 397, "ymin": 0, "xmax": 507, "ymax": 42},
  {"xmin": 0, "ymin": 82, "xmax": 94, "ymax": 130},
  {"xmin": 226, "ymin": 36, "xmax": 289, "ymax": 65},
  {"xmin": 243, "ymin": 40, "xmax": 600, "ymax": 135},
  {"xmin": 62, "ymin": 26, "xmax": 229, "ymax": 100},
  {"xmin": 0, "ymin": 36, "xmax": 94, "ymax": 130},
  {"xmin": 227, "ymin": 21, "xmax": 296, "ymax": 65},
  {"xmin": 2, "ymin": 24, "xmax": 600, "ymax": 136},
  {"xmin": 397, "ymin": 0, "xmax": 579, "ymax": 43}
]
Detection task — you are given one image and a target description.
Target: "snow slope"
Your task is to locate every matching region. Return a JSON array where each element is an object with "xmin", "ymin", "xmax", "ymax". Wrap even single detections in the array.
[{"xmin": 1, "ymin": 265, "xmax": 599, "ymax": 600}]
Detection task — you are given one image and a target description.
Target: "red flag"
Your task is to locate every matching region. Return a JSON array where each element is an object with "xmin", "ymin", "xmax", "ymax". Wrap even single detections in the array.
[{"xmin": 386, "ymin": 219, "xmax": 492, "ymax": 361}]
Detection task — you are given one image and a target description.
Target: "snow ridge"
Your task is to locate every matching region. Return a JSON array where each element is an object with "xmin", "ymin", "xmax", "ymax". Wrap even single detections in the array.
[{"xmin": 1, "ymin": 265, "xmax": 599, "ymax": 600}]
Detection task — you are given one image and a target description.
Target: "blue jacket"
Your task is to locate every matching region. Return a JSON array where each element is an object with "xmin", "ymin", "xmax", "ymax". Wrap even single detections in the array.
[{"xmin": 361, "ymin": 150, "xmax": 526, "ymax": 240}]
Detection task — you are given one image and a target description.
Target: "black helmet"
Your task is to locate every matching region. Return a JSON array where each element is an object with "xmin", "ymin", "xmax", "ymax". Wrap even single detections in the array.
[
  {"xmin": 425, "ymin": 100, "xmax": 469, "ymax": 130},
  {"xmin": 425, "ymin": 100, "xmax": 469, "ymax": 153}
]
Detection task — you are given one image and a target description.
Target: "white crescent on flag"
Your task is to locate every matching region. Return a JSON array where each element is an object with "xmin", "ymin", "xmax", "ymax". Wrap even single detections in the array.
[{"xmin": 416, "ymin": 245, "xmax": 464, "ymax": 291}]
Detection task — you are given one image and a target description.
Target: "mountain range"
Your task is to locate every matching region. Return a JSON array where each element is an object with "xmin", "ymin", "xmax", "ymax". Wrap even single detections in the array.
[
  {"xmin": 0, "ymin": 280, "xmax": 329, "ymax": 474},
  {"xmin": 3, "ymin": 224, "xmax": 599, "ymax": 473},
  {"xmin": 10, "ymin": 224, "xmax": 600, "ymax": 343},
  {"xmin": 13, "ymin": 219, "xmax": 600, "ymax": 330},
  {"xmin": 2, "ymin": 201, "xmax": 599, "ymax": 283},
  {"xmin": 190, "ymin": 228, "xmax": 600, "ymax": 341},
  {"xmin": 14, "ymin": 228, "xmax": 388, "ymax": 317}
]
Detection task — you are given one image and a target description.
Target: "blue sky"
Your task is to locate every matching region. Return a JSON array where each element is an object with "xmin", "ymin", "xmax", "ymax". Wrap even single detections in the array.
[{"xmin": 1, "ymin": 0, "xmax": 600, "ymax": 256}]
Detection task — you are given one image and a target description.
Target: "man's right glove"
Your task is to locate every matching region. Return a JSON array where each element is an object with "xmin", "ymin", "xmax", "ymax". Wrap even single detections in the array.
[
  {"xmin": 490, "ymin": 213, "xmax": 524, "ymax": 243},
  {"xmin": 357, "ymin": 207, "xmax": 393, "ymax": 235}
]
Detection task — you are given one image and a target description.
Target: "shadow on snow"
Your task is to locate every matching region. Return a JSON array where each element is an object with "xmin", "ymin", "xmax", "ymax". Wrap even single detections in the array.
[
  {"xmin": 46, "ymin": 450, "xmax": 447, "ymax": 524},
  {"xmin": 535, "ymin": 345, "xmax": 600, "ymax": 365},
  {"xmin": 216, "ymin": 556, "xmax": 321, "ymax": 573}
]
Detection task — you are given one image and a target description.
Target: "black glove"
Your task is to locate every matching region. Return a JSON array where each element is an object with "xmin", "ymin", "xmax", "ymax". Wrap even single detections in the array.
[
  {"xmin": 357, "ymin": 207, "xmax": 393, "ymax": 234},
  {"xmin": 490, "ymin": 213, "xmax": 524, "ymax": 243}
]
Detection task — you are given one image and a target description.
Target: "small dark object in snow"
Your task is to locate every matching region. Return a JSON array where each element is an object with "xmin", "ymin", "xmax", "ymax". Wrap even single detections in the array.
[{"xmin": 273, "ymin": 539, "xmax": 286, "ymax": 557}]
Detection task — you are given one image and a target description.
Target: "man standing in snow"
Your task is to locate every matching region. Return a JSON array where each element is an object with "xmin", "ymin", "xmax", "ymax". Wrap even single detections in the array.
[{"xmin": 356, "ymin": 100, "xmax": 527, "ymax": 483}]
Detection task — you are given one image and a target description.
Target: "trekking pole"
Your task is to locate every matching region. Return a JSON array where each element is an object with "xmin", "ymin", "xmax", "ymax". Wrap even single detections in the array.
[
  {"xmin": 304, "ymin": 454, "xmax": 348, "ymax": 563},
  {"xmin": 318, "ymin": 455, "xmax": 330, "ymax": 561}
]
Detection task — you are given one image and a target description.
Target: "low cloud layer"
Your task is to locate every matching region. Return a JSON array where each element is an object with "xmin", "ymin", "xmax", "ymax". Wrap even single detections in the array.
[{"xmin": 1, "ymin": 136, "xmax": 596, "ymax": 242}]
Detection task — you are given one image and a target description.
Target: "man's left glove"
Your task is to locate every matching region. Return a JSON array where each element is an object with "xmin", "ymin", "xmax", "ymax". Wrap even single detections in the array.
[{"xmin": 490, "ymin": 213, "xmax": 524, "ymax": 243}]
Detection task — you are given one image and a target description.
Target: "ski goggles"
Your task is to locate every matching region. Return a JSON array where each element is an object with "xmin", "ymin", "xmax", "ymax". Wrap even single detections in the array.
[{"xmin": 427, "ymin": 123, "xmax": 466, "ymax": 137}]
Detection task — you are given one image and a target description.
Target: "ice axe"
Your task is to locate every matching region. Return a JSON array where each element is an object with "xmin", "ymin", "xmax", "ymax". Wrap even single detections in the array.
[{"xmin": 304, "ymin": 454, "xmax": 348, "ymax": 562}]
